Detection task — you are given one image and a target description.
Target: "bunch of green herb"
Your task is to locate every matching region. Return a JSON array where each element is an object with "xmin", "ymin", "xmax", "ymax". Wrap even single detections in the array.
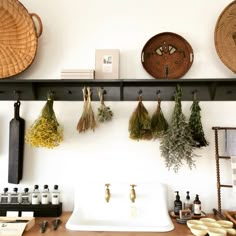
[
  {"xmin": 189, "ymin": 92, "xmax": 209, "ymax": 147},
  {"xmin": 151, "ymin": 97, "xmax": 168, "ymax": 139},
  {"xmin": 25, "ymin": 93, "xmax": 63, "ymax": 148},
  {"xmin": 128, "ymin": 95, "xmax": 152, "ymax": 140},
  {"xmin": 160, "ymin": 85, "xmax": 195, "ymax": 172},
  {"xmin": 97, "ymin": 88, "xmax": 113, "ymax": 122},
  {"xmin": 77, "ymin": 87, "xmax": 96, "ymax": 132}
]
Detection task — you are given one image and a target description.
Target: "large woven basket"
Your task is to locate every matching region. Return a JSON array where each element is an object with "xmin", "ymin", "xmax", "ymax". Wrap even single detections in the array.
[
  {"xmin": 215, "ymin": 0, "xmax": 236, "ymax": 73},
  {"xmin": 0, "ymin": 0, "xmax": 43, "ymax": 79}
]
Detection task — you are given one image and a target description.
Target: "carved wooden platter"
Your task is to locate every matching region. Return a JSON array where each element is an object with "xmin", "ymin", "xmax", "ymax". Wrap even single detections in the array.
[{"xmin": 141, "ymin": 32, "xmax": 194, "ymax": 79}]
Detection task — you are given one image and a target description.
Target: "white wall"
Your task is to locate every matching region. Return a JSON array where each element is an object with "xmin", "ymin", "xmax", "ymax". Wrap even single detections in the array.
[{"xmin": 0, "ymin": 0, "xmax": 235, "ymax": 213}]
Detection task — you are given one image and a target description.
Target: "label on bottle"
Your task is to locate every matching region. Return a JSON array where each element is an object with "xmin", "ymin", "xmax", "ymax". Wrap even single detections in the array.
[
  {"xmin": 52, "ymin": 193, "xmax": 59, "ymax": 205},
  {"xmin": 174, "ymin": 202, "xmax": 182, "ymax": 215},
  {"xmin": 32, "ymin": 193, "xmax": 40, "ymax": 205},
  {"xmin": 41, "ymin": 193, "xmax": 49, "ymax": 204},
  {"xmin": 0, "ymin": 196, "xmax": 8, "ymax": 204},
  {"xmin": 193, "ymin": 203, "xmax": 201, "ymax": 215}
]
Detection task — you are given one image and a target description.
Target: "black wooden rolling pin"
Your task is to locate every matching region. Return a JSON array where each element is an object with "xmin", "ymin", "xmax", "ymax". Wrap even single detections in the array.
[{"xmin": 8, "ymin": 101, "xmax": 25, "ymax": 184}]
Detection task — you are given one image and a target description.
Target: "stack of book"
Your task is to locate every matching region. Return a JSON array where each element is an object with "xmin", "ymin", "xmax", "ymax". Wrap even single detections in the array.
[{"xmin": 61, "ymin": 69, "xmax": 94, "ymax": 79}]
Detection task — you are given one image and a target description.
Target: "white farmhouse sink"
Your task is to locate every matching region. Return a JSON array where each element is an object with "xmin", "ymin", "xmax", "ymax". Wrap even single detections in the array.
[{"xmin": 66, "ymin": 182, "xmax": 174, "ymax": 232}]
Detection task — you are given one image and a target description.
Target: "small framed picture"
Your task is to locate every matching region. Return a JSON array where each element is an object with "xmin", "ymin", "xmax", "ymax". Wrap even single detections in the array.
[{"xmin": 95, "ymin": 49, "xmax": 120, "ymax": 79}]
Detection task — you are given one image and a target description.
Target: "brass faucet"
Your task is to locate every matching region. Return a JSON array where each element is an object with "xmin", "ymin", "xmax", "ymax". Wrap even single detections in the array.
[
  {"xmin": 130, "ymin": 184, "xmax": 136, "ymax": 203},
  {"xmin": 105, "ymin": 184, "xmax": 111, "ymax": 202}
]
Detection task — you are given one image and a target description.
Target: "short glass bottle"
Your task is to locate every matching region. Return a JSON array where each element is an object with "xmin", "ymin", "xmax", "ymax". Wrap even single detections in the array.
[
  {"xmin": 41, "ymin": 185, "xmax": 50, "ymax": 204},
  {"xmin": 0, "ymin": 188, "xmax": 9, "ymax": 204},
  {"xmin": 51, "ymin": 185, "xmax": 60, "ymax": 205},
  {"xmin": 31, "ymin": 185, "xmax": 40, "ymax": 205},
  {"xmin": 21, "ymin": 188, "xmax": 31, "ymax": 204},
  {"xmin": 9, "ymin": 187, "xmax": 19, "ymax": 204}
]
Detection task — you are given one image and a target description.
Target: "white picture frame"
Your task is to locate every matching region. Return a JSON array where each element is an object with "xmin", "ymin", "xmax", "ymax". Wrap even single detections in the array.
[{"xmin": 95, "ymin": 49, "xmax": 120, "ymax": 79}]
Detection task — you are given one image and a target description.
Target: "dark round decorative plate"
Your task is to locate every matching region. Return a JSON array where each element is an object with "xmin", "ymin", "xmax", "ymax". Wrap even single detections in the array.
[{"xmin": 141, "ymin": 32, "xmax": 194, "ymax": 79}]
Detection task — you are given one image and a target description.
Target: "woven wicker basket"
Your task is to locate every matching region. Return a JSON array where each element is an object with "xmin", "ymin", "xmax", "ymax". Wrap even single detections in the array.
[
  {"xmin": 215, "ymin": 0, "xmax": 236, "ymax": 73},
  {"xmin": 0, "ymin": 0, "xmax": 43, "ymax": 79}
]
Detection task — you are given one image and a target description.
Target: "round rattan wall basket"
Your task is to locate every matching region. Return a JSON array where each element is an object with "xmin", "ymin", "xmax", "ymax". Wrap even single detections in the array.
[
  {"xmin": 215, "ymin": 0, "xmax": 236, "ymax": 73},
  {"xmin": 0, "ymin": 0, "xmax": 43, "ymax": 79}
]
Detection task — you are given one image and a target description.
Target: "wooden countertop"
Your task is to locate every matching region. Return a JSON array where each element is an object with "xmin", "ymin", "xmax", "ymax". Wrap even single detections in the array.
[{"xmin": 22, "ymin": 212, "xmax": 215, "ymax": 236}]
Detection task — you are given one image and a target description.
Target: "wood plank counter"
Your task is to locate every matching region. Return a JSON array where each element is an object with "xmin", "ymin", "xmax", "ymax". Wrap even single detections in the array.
[{"xmin": 22, "ymin": 212, "xmax": 210, "ymax": 236}]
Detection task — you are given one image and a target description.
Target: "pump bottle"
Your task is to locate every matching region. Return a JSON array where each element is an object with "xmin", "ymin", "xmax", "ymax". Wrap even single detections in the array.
[
  {"xmin": 193, "ymin": 194, "xmax": 201, "ymax": 215},
  {"xmin": 174, "ymin": 191, "xmax": 182, "ymax": 215},
  {"xmin": 184, "ymin": 191, "xmax": 192, "ymax": 211}
]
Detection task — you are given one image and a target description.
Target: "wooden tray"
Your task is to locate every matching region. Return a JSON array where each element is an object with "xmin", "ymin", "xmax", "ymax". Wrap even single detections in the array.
[
  {"xmin": 170, "ymin": 210, "xmax": 206, "ymax": 219},
  {"xmin": 141, "ymin": 32, "xmax": 194, "ymax": 79},
  {"xmin": 224, "ymin": 211, "xmax": 236, "ymax": 227},
  {"xmin": 0, "ymin": 216, "xmax": 35, "ymax": 231}
]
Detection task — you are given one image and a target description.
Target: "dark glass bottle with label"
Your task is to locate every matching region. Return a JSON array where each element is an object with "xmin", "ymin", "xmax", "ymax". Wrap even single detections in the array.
[
  {"xmin": 174, "ymin": 191, "xmax": 182, "ymax": 215},
  {"xmin": 193, "ymin": 194, "xmax": 201, "ymax": 215}
]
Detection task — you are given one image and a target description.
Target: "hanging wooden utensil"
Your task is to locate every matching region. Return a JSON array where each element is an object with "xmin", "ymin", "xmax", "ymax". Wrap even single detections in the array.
[{"xmin": 8, "ymin": 100, "xmax": 25, "ymax": 184}]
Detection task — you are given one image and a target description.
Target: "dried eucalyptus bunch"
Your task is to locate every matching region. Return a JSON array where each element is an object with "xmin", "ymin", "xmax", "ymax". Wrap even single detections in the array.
[
  {"xmin": 151, "ymin": 97, "xmax": 168, "ymax": 139},
  {"xmin": 189, "ymin": 92, "xmax": 209, "ymax": 147},
  {"xmin": 160, "ymin": 85, "xmax": 195, "ymax": 172},
  {"xmin": 97, "ymin": 88, "xmax": 113, "ymax": 122},
  {"xmin": 25, "ymin": 93, "xmax": 63, "ymax": 148},
  {"xmin": 128, "ymin": 95, "xmax": 152, "ymax": 140},
  {"xmin": 77, "ymin": 87, "xmax": 96, "ymax": 132}
]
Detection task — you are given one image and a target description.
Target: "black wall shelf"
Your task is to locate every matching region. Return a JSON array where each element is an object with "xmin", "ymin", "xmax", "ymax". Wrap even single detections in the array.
[{"xmin": 1, "ymin": 78, "xmax": 236, "ymax": 101}]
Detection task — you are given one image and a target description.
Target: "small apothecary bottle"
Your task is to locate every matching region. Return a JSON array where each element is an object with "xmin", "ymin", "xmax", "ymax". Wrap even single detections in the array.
[
  {"xmin": 9, "ymin": 187, "xmax": 19, "ymax": 204},
  {"xmin": 193, "ymin": 194, "xmax": 201, "ymax": 215},
  {"xmin": 31, "ymin": 185, "xmax": 40, "ymax": 205},
  {"xmin": 51, "ymin": 185, "xmax": 60, "ymax": 205},
  {"xmin": 0, "ymin": 188, "xmax": 9, "ymax": 204},
  {"xmin": 41, "ymin": 185, "xmax": 50, "ymax": 204},
  {"xmin": 21, "ymin": 188, "xmax": 31, "ymax": 204}
]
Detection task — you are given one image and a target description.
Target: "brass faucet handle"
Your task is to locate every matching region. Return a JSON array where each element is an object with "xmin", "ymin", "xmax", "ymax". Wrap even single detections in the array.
[
  {"xmin": 130, "ymin": 184, "xmax": 137, "ymax": 189},
  {"xmin": 105, "ymin": 183, "xmax": 110, "ymax": 189}
]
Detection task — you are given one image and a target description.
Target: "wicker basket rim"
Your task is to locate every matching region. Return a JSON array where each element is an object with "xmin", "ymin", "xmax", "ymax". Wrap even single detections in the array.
[{"xmin": 0, "ymin": 0, "xmax": 43, "ymax": 79}]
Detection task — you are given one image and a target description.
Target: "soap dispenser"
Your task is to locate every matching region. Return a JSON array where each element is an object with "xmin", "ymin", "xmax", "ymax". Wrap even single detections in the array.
[
  {"xmin": 184, "ymin": 191, "xmax": 192, "ymax": 211},
  {"xmin": 174, "ymin": 191, "xmax": 182, "ymax": 215},
  {"xmin": 193, "ymin": 194, "xmax": 201, "ymax": 216}
]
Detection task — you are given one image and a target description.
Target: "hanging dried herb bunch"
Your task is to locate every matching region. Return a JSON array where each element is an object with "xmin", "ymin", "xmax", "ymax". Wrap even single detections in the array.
[
  {"xmin": 189, "ymin": 91, "xmax": 209, "ymax": 148},
  {"xmin": 77, "ymin": 87, "xmax": 96, "ymax": 132},
  {"xmin": 151, "ymin": 94, "xmax": 168, "ymax": 139},
  {"xmin": 128, "ymin": 94, "xmax": 152, "ymax": 140},
  {"xmin": 97, "ymin": 88, "xmax": 113, "ymax": 122},
  {"xmin": 25, "ymin": 93, "xmax": 63, "ymax": 148},
  {"xmin": 160, "ymin": 85, "xmax": 195, "ymax": 172}
]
